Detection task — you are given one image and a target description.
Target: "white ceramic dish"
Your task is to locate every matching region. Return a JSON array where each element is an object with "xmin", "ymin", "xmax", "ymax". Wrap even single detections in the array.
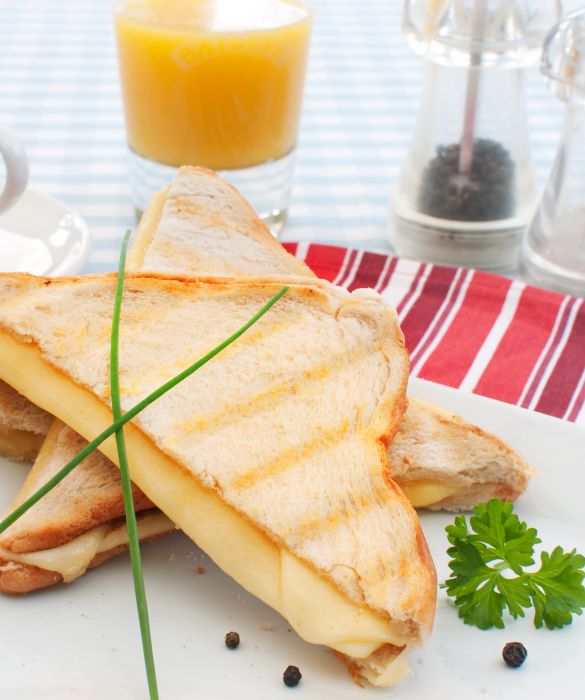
[
  {"xmin": 0, "ymin": 187, "xmax": 91, "ymax": 275},
  {"xmin": 0, "ymin": 378, "xmax": 583, "ymax": 699}
]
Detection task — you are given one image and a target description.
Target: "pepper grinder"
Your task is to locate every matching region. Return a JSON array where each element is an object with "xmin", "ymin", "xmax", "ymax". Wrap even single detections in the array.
[
  {"xmin": 519, "ymin": 9, "xmax": 585, "ymax": 297},
  {"xmin": 390, "ymin": 0, "xmax": 561, "ymax": 271}
]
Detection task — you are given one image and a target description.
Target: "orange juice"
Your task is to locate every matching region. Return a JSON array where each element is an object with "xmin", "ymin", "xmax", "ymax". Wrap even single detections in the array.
[{"xmin": 114, "ymin": 0, "xmax": 312, "ymax": 171}]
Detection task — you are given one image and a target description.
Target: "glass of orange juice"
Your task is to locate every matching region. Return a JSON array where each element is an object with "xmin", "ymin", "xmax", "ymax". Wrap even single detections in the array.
[{"xmin": 113, "ymin": 0, "xmax": 312, "ymax": 234}]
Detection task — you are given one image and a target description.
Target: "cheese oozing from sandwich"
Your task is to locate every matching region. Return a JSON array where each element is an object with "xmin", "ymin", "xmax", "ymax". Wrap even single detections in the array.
[
  {"xmin": 399, "ymin": 481, "xmax": 459, "ymax": 508},
  {"xmin": 0, "ymin": 511, "xmax": 174, "ymax": 583}
]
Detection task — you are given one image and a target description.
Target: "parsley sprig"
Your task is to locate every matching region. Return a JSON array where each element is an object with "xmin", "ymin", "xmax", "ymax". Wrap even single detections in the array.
[{"xmin": 443, "ymin": 499, "xmax": 585, "ymax": 630}]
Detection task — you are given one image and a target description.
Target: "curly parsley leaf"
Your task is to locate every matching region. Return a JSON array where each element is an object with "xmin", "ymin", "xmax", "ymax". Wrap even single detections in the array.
[
  {"xmin": 529, "ymin": 547, "xmax": 585, "ymax": 629},
  {"xmin": 442, "ymin": 499, "xmax": 585, "ymax": 630}
]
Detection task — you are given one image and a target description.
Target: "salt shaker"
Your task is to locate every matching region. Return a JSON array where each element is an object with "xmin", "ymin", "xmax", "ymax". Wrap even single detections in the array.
[
  {"xmin": 519, "ymin": 9, "xmax": 585, "ymax": 297},
  {"xmin": 390, "ymin": 0, "xmax": 561, "ymax": 271}
]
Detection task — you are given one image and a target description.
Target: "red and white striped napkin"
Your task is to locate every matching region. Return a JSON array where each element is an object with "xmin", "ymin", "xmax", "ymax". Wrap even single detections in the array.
[{"xmin": 284, "ymin": 243, "xmax": 585, "ymax": 425}]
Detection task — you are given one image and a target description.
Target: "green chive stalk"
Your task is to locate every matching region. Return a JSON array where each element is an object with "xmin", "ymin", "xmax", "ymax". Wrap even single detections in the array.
[{"xmin": 110, "ymin": 230, "xmax": 158, "ymax": 699}]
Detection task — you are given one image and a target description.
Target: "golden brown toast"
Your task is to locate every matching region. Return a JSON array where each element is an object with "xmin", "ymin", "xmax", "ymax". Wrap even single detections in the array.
[
  {"xmin": 0, "ymin": 167, "xmax": 531, "ymax": 686},
  {"xmin": 0, "ymin": 270, "xmax": 434, "ymax": 686}
]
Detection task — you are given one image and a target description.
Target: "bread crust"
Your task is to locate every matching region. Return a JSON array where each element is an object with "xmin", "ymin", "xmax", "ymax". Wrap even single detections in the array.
[{"xmin": 0, "ymin": 272, "xmax": 437, "ymax": 646}]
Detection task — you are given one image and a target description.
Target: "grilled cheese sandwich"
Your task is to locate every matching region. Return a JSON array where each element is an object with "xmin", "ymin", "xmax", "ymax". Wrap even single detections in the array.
[
  {"xmin": 0, "ymin": 273, "xmax": 434, "ymax": 684},
  {"xmin": 0, "ymin": 167, "xmax": 532, "ymax": 686}
]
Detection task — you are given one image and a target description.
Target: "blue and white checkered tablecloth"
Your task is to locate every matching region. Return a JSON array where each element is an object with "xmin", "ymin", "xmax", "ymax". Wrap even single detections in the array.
[{"xmin": 0, "ymin": 0, "xmax": 581, "ymax": 273}]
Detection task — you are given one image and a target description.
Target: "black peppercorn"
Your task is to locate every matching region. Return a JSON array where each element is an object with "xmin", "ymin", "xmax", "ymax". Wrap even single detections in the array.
[
  {"xmin": 283, "ymin": 665, "xmax": 302, "ymax": 687},
  {"xmin": 224, "ymin": 631, "xmax": 240, "ymax": 649},
  {"xmin": 502, "ymin": 641, "xmax": 527, "ymax": 668}
]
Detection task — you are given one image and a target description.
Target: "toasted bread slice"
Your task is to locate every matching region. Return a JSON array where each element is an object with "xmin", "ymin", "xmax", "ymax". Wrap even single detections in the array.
[
  {"xmin": 392, "ymin": 398, "xmax": 534, "ymax": 510},
  {"xmin": 0, "ymin": 271, "xmax": 434, "ymax": 685},
  {"xmin": 0, "ymin": 419, "xmax": 157, "ymax": 553},
  {"xmin": 127, "ymin": 165, "xmax": 313, "ymax": 277},
  {"xmin": 0, "ymin": 418, "xmax": 173, "ymax": 593}
]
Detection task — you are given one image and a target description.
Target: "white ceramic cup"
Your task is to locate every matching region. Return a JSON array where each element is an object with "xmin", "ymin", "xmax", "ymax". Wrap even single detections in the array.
[{"xmin": 0, "ymin": 125, "xmax": 29, "ymax": 215}]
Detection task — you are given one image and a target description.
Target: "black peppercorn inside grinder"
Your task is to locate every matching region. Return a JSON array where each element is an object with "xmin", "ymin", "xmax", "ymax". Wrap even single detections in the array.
[{"xmin": 390, "ymin": 0, "xmax": 561, "ymax": 271}]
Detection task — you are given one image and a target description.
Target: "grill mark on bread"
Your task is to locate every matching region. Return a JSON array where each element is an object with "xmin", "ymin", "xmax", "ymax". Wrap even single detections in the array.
[
  {"xmin": 288, "ymin": 479, "xmax": 395, "ymax": 540},
  {"xmin": 175, "ymin": 347, "xmax": 370, "ymax": 436},
  {"xmin": 140, "ymin": 313, "xmax": 305, "ymax": 393},
  {"xmin": 231, "ymin": 420, "xmax": 351, "ymax": 490}
]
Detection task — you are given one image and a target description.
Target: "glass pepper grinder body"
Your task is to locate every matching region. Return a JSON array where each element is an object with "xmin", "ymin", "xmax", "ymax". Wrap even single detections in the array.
[
  {"xmin": 519, "ymin": 9, "xmax": 585, "ymax": 297},
  {"xmin": 390, "ymin": 0, "xmax": 561, "ymax": 271}
]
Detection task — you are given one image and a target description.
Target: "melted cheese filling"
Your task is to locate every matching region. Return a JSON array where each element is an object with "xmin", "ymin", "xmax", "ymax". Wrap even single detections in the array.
[
  {"xmin": 0, "ymin": 511, "xmax": 174, "ymax": 583},
  {"xmin": 0, "ymin": 332, "xmax": 410, "ymax": 684},
  {"xmin": 398, "ymin": 480, "xmax": 459, "ymax": 508},
  {"xmin": 0, "ymin": 480, "xmax": 457, "ymax": 589}
]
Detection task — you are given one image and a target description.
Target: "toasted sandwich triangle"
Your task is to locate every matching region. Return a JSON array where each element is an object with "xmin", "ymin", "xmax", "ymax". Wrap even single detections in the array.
[
  {"xmin": 0, "ymin": 418, "xmax": 156, "ymax": 554},
  {"xmin": 0, "ymin": 272, "xmax": 435, "ymax": 652}
]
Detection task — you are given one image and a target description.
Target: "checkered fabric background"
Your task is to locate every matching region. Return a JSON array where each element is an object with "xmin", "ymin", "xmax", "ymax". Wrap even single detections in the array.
[
  {"xmin": 1, "ymin": 0, "xmax": 583, "ymax": 267},
  {"xmin": 1, "ymin": 0, "xmax": 584, "ymax": 424}
]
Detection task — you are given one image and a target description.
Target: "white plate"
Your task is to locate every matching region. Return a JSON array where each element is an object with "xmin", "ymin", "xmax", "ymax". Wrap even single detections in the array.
[
  {"xmin": 0, "ymin": 379, "xmax": 584, "ymax": 699},
  {"xmin": 0, "ymin": 187, "xmax": 91, "ymax": 275}
]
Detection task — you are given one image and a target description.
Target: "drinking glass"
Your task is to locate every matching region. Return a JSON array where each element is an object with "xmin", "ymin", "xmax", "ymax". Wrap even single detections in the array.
[{"xmin": 114, "ymin": 0, "xmax": 312, "ymax": 235}]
